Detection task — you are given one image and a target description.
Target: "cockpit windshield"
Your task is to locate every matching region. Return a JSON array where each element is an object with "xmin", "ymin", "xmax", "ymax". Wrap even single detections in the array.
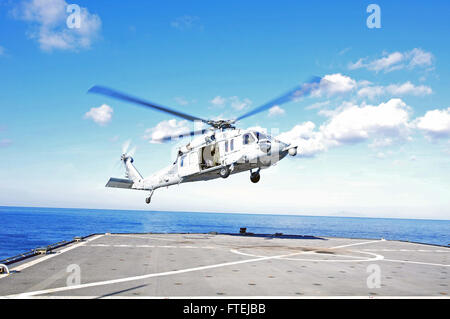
[{"xmin": 254, "ymin": 131, "xmax": 271, "ymax": 141}]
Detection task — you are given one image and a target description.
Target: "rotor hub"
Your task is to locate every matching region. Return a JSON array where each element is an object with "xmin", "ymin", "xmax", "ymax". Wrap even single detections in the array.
[{"xmin": 206, "ymin": 120, "xmax": 235, "ymax": 130}]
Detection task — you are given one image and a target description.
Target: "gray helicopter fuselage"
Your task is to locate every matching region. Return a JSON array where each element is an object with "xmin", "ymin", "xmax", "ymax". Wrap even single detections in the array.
[{"xmin": 127, "ymin": 129, "xmax": 292, "ymax": 192}]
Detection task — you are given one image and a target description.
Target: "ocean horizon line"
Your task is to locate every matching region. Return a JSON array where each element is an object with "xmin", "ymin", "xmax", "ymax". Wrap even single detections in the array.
[{"xmin": 1, "ymin": 205, "xmax": 449, "ymax": 222}]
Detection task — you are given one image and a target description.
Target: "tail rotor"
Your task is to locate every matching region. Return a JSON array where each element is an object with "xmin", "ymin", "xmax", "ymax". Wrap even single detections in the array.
[
  {"xmin": 121, "ymin": 139, "xmax": 136, "ymax": 164},
  {"xmin": 114, "ymin": 140, "xmax": 138, "ymax": 178}
]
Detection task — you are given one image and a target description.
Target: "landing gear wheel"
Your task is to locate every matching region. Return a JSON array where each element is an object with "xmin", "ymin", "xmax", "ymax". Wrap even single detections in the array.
[
  {"xmin": 145, "ymin": 190, "xmax": 154, "ymax": 204},
  {"xmin": 250, "ymin": 173, "xmax": 260, "ymax": 183},
  {"xmin": 220, "ymin": 166, "xmax": 231, "ymax": 178}
]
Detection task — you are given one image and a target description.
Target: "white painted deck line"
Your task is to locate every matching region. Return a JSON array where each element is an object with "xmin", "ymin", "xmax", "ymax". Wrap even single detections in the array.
[
  {"xmin": 8, "ymin": 235, "xmax": 104, "ymax": 274},
  {"xmin": 382, "ymin": 258, "xmax": 449, "ymax": 267}
]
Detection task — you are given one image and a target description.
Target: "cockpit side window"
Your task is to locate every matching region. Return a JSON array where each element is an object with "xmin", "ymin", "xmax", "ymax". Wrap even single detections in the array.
[{"xmin": 243, "ymin": 133, "xmax": 255, "ymax": 145}]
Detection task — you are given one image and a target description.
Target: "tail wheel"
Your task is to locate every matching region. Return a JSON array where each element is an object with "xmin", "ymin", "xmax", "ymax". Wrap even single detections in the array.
[
  {"xmin": 220, "ymin": 166, "xmax": 231, "ymax": 178},
  {"xmin": 250, "ymin": 173, "xmax": 260, "ymax": 183}
]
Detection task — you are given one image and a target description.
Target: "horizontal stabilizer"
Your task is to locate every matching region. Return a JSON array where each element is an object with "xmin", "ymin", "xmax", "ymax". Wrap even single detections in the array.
[{"xmin": 106, "ymin": 178, "xmax": 134, "ymax": 189}]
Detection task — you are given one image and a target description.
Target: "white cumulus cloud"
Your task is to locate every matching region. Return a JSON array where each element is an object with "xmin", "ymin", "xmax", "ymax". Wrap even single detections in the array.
[
  {"xmin": 210, "ymin": 95, "xmax": 252, "ymax": 111},
  {"xmin": 278, "ymin": 99, "xmax": 413, "ymax": 157},
  {"xmin": 358, "ymin": 81, "xmax": 432, "ymax": 99},
  {"xmin": 357, "ymin": 86, "xmax": 385, "ymax": 99},
  {"xmin": 229, "ymin": 96, "xmax": 252, "ymax": 111},
  {"xmin": 143, "ymin": 119, "xmax": 191, "ymax": 144},
  {"xmin": 414, "ymin": 108, "xmax": 450, "ymax": 139},
  {"xmin": 13, "ymin": 0, "xmax": 101, "ymax": 52},
  {"xmin": 277, "ymin": 122, "xmax": 329, "ymax": 157},
  {"xmin": 407, "ymin": 48, "xmax": 434, "ymax": 68},
  {"xmin": 321, "ymin": 99, "xmax": 411, "ymax": 144},
  {"xmin": 210, "ymin": 96, "xmax": 226, "ymax": 107},
  {"xmin": 268, "ymin": 105, "xmax": 285, "ymax": 117},
  {"xmin": 349, "ymin": 48, "xmax": 434, "ymax": 73},
  {"xmin": 312, "ymin": 73, "xmax": 357, "ymax": 97},
  {"xmin": 387, "ymin": 82, "xmax": 433, "ymax": 96},
  {"xmin": 84, "ymin": 104, "xmax": 113, "ymax": 126}
]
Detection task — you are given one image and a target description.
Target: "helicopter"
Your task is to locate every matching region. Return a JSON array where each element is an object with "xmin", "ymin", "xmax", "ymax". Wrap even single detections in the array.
[{"xmin": 88, "ymin": 76, "xmax": 322, "ymax": 204}]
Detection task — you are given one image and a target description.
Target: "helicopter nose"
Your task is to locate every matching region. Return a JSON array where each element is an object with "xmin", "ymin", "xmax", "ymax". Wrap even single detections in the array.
[
  {"xmin": 275, "ymin": 141, "xmax": 289, "ymax": 159},
  {"xmin": 279, "ymin": 141, "xmax": 289, "ymax": 149},
  {"xmin": 259, "ymin": 139, "xmax": 272, "ymax": 153}
]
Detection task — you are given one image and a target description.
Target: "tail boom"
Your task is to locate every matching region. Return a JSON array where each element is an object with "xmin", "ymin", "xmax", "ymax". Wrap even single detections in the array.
[{"xmin": 106, "ymin": 156, "xmax": 146, "ymax": 190}]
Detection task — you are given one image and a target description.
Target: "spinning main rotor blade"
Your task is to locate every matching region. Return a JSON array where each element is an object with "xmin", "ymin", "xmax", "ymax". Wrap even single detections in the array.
[
  {"xmin": 154, "ymin": 128, "xmax": 211, "ymax": 143},
  {"xmin": 88, "ymin": 85, "xmax": 208, "ymax": 123},
  {"xmin": 234, "ymin": 76, "xmax": 322, "ymax": 123},
  {"xmin": 89, "ymin": 76, "xmax": 323, "ymax": 143}
]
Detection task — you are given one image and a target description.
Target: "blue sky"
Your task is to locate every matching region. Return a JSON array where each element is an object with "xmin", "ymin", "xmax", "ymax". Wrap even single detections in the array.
[{"xmin": 1, "ymin": 0, "xmax": 450, "ymax": 219}]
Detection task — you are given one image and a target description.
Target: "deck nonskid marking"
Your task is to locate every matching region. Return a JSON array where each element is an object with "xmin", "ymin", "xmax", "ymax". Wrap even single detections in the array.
[
  {"xmin": 230, "ymin": 240, "xmax": 385, "ymax": 263},
  {"xmin": 6, "ymin": 235, "xmax": 105, "ymax": 274},
  {"xmin": 109, "ymin": 234, "xmax": 192, "ymax": 242},
  {"xmin": 330, "ymin": 240, "xmax": 383, "ymax": 249},
  {"xmin": 5, "ymin": 238, "xmax": 448, "ymax": 298},
  {"xmin": 88, "ymin": 244, "xmax": 217, "ymax": 249},
  {"xmin": 9, "ymin": 239, "xmax": 385, "ymax": 297},
  {"xmin": 9, "ymin": 249, "xmax": 314, "ymax": 297}
]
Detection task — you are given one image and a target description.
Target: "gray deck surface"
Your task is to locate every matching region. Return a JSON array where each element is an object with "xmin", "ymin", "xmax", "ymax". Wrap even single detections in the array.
[{"xmin": 0, "ymin": 233, "xmax": 448, "ymax": 298}]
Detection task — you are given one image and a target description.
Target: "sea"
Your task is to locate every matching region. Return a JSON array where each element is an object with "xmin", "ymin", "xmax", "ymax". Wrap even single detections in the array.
[{"xmin": 0, "ymin": 206, "xmax": 449, "ymax": 260}]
